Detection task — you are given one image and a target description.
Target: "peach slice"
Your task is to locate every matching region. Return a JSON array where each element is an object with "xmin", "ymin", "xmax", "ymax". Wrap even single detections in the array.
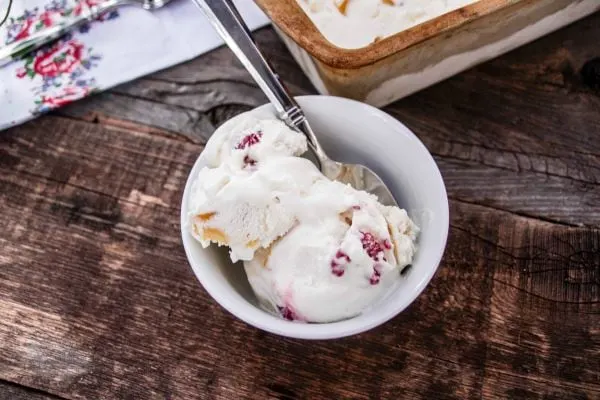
[
  {"xmin": 196, "ymin": 211, "xmax": 216, "ymax": 222},
  {"xmin": 202, "ymin": 227, "xmax": 228, "ymax": 245},
  {"xmin": 246, "ymin": 239, "xmax": 260, "ymax": 249},
  {"xmin": 335, "ymin": 0, "xmax": 350, "ymax": 15},
  {"xmin": 339, "ymin": 210, "xmax": 353, "ymax": 226}
]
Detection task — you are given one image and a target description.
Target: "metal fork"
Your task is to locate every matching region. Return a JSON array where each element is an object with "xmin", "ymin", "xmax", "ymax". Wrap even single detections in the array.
[{"xmin": 0, "ymin": 0, "xmax": 174, "ymax": 68}]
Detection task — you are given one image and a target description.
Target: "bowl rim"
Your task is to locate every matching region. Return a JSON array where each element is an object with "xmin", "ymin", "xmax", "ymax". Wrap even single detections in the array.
[
  {"xmin": 254, "ymin": 0, "xmax": 520, "ymax": 69},
  {"xmin": 180, "ymin": 95, "xmax": 449, "ymax": 339}
]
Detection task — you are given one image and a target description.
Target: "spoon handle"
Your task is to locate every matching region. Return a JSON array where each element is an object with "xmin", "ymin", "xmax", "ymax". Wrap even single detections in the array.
[{"xmin": 192, "ymin": 0, "xmax": 307, "ymax": 128}]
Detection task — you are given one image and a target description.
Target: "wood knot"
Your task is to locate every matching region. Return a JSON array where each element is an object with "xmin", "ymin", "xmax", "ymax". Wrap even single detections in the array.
[{"xmin": 581, "ymin": 57, "xmax": 600, "ymax": 90}]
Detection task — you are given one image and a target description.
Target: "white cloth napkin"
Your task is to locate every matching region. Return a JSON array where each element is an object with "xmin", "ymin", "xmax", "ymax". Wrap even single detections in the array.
[{"xmin": 0, "ymin": 0, "xmax": 269, "ymax": 130}]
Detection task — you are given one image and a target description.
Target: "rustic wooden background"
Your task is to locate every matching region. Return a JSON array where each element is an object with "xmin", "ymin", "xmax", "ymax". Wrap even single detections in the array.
[{"xmin": 1, "ymin": 12, "xmax": 599, "ymax": 400}]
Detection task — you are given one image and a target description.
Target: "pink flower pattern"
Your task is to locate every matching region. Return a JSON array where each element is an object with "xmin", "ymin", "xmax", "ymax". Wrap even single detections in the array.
[{"xmin": 5, "ymin": 0, "xmax": 119, "ymax": 114}]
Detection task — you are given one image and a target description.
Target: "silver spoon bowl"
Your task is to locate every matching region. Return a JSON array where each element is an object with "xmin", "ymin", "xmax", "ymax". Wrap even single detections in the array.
[{"xmin": 193, "ymin": 0, "xmax": 398, "ymax": 207}]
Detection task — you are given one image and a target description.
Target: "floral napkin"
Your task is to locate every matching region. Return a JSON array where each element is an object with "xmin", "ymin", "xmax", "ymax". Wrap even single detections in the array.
[{"xmin": 0, "ymin": 0, "xmax": 269, "ymax": 130}]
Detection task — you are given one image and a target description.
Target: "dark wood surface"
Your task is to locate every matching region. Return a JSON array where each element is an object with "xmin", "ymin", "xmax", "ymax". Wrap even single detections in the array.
[{"xmin": 1, "ymin": 12, "xmax": 599, "ymax": 400}]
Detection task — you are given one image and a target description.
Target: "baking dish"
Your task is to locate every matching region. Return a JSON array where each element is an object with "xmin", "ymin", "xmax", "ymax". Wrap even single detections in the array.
[{"xmin": 255, "ymin": 0, "xmax": 599, "ymax": 106}]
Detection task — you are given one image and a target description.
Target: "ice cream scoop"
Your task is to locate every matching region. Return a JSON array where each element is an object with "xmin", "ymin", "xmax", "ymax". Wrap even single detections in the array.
[
  {"xmin": 188, "ymin": 115, "xmax": 324, "ymax": 262},
  {"xmin": 244, "ymin": 179, "xmax": 418, "ymax": 323},
  {"xmin": 202, "ymin": 115, "xmax": 308, "ymax": 168}
]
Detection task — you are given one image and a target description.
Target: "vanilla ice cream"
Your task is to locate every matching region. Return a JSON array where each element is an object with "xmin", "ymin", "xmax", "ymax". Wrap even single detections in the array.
[
  {"xmin": 202, "ymin": 115, "xmax": 307, "ymax": 168},
  {"xmin": 188, "ymin": 116, "xmax": 322, "ymax": 262},
  {"xmin": 297, "ymin": 0, "xmax": 479, "ymax": 49},
  {"xmin": 188, "ymin": 156, "xmax": 324, "ymax": 262},
  {"xmin": 187, "ymin": 111, "xmax": 419, "ymax": 323},
  {"xmin": 244, "ymin": 179, "xmax": 418, "ymax": 322}
]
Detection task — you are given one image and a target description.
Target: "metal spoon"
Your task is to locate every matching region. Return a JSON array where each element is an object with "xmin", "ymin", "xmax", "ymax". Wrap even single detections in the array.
[
  {"xmin": 193, "ymin": 0, "xmax": 398, "ymax": 207},
  {"xmin": 0, "ymin": 0, "xmax": 174, "ymax": 68}
]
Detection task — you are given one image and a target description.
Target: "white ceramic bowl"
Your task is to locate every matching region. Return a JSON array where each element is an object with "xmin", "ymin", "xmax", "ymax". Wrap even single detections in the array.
[{"xmin": 180, "ymin": 95, "xmax": 449, "ymax": 340}]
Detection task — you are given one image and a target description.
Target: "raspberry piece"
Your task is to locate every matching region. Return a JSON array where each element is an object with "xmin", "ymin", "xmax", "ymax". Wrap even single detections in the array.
[
  {"xmin": 336, "ymin": 250, "xmax": 351, "ymax": 262},
  {"xmin": 331, "ymin": 250, "xmax": 351, "ymax": 277},
  {"xmin": 331, "ymin": 261, "xmax": 345, "ymax": 277},
  {"xmin": 360, "ymin": 232, "xmax": 386, "ymax": 261},
  {"xmin": 383, "ymin": 239, "xmax": 392, "ymax": 250},
  {"xmin": 277, "ymin": 305, "xmax": 298, "ymax": 321},
  {"xmin": 370, "ymin": 264, "xmax": 382, "ymax": 285},
  {"xmin": 235, "ymin": 131, "xmax": 263, "ymax": 149},
  {"xmin": 361, "ymin": 232, "xmax": 391, "ymax": 285},
  {"xmin": 243, "ymin": 155, "xmax": 256, "ymax": 167}
]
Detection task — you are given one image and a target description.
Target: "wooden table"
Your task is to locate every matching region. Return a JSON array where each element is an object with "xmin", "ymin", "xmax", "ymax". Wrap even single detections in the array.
[{"xmin": 1, "ymin": 13, "xmax": 599, "ymax": 400}]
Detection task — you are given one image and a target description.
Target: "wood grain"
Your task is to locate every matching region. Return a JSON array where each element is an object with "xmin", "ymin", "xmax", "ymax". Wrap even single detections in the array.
[
  {"xmin": 1, "ymin": 10, "xmax": 600, "ymax": 400},
  {"xmin": 1, "ymin": 117, "xmax": 598, "ymax": 400},
  {"xmin": 0, "ymin": 381, "xmax": 63, "ymax": 400}
]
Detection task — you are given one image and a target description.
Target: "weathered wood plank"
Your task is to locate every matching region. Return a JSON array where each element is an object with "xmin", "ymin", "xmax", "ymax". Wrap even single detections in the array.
[
  {"xmin": 1, "ymin": 115, "xmax": 201, "ymax": 207},
  {"xmin": 57, "ymin": 92, "xmax": 214, "ymax": 144},
  {"xmin": 1, "ymin": 117, "xmax": 598, "ymax": 399},
  {"xmin": 438, "ymin": 158, "xmax": 600, "ymax": 226},
  {"xmin": 0, "ymin": 380, "xmax": 64, "ymax": 400},
  {"xmin": 451, "ymin": 200, "xmax": 600, "ymax": 398}
]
